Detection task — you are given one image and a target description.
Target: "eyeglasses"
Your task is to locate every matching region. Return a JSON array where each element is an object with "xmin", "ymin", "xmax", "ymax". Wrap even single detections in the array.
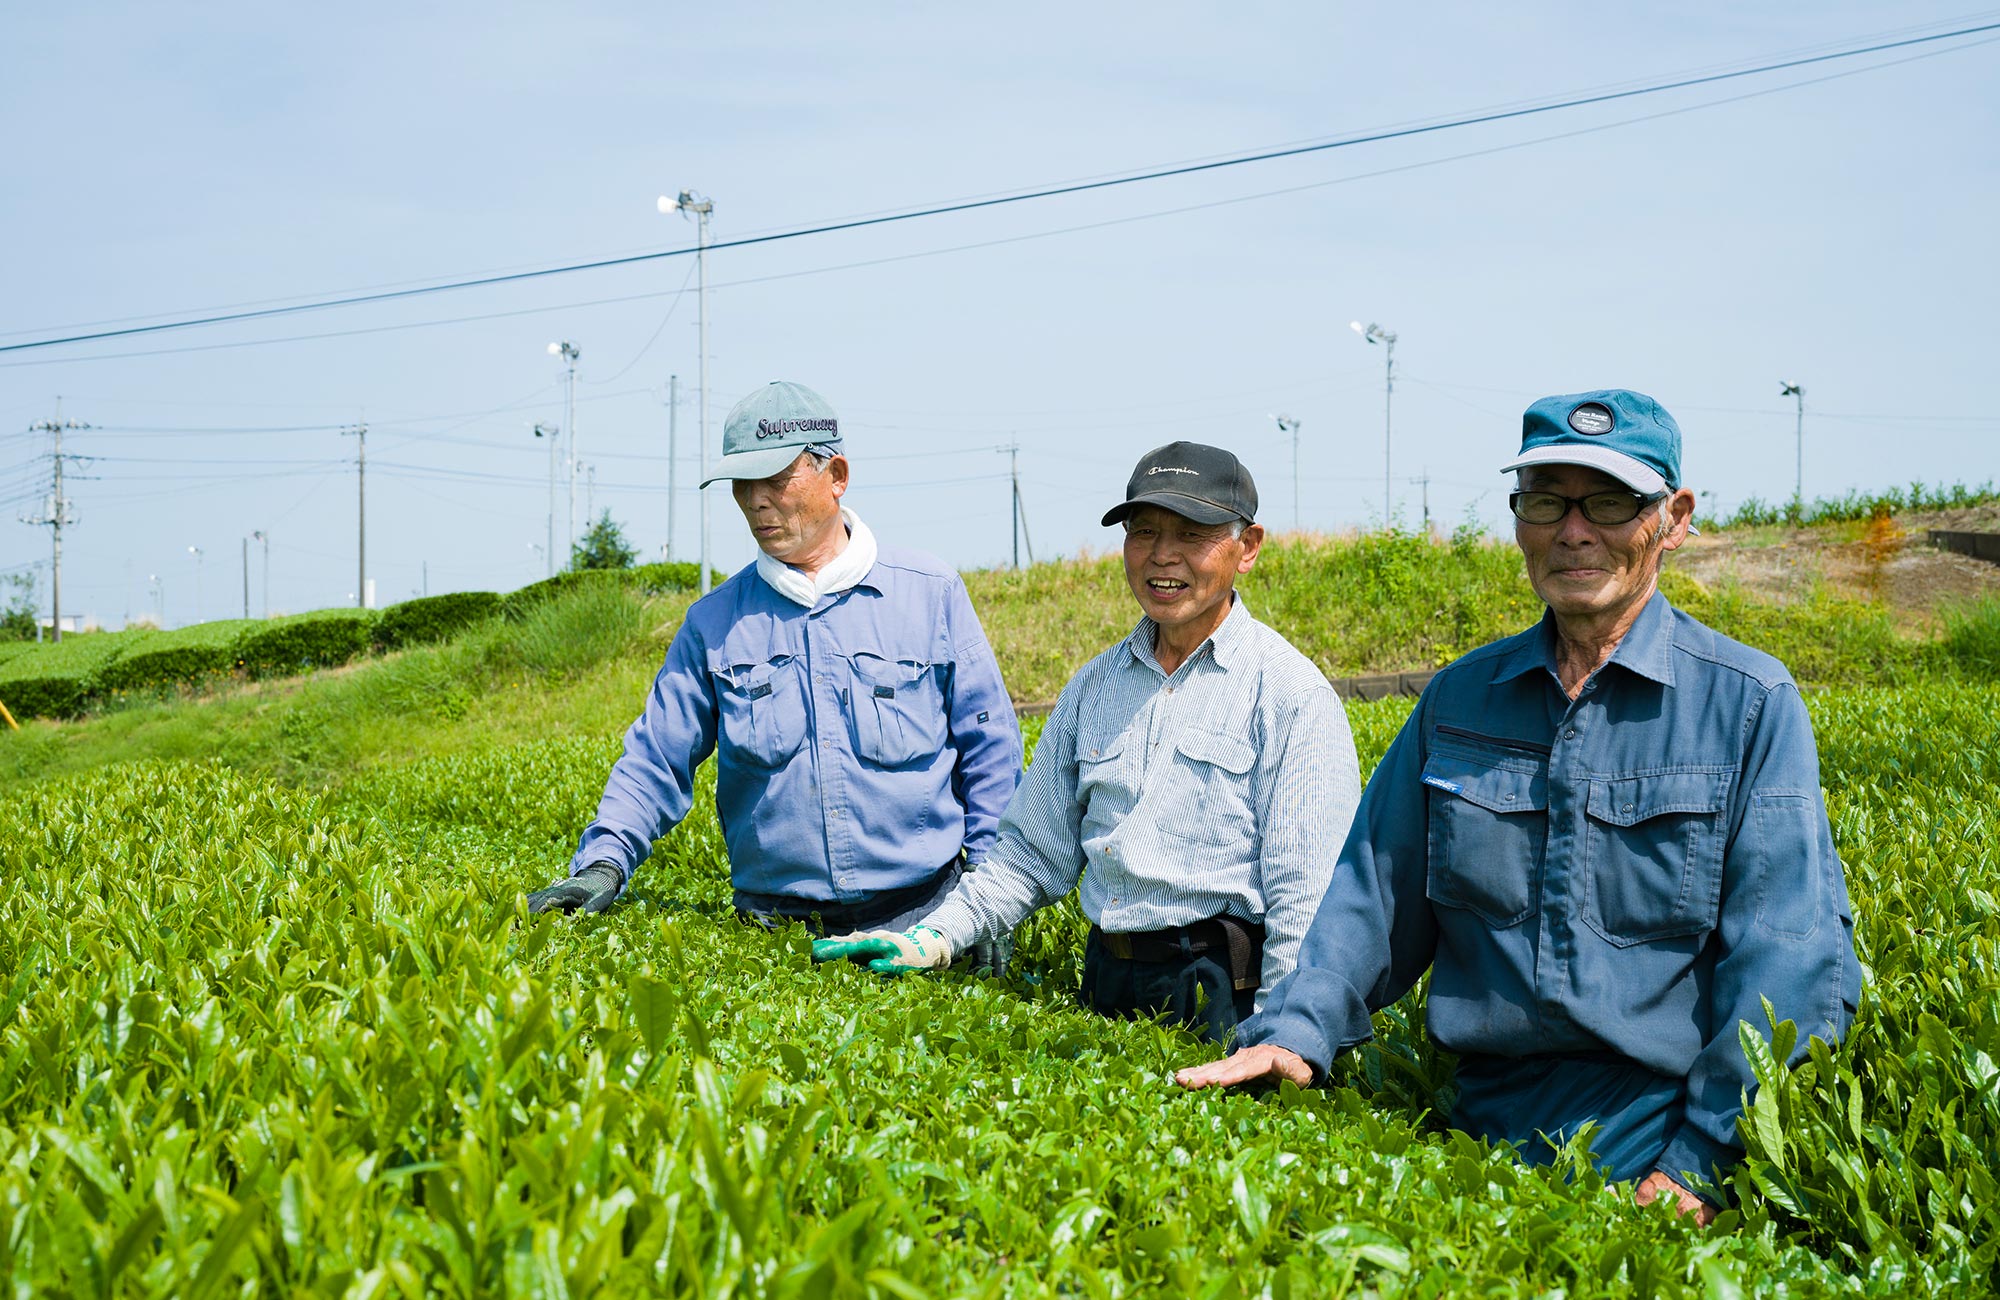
[{"xmin": 1509, "ymin": 489, "xmax": 1666, "ymax": 526}]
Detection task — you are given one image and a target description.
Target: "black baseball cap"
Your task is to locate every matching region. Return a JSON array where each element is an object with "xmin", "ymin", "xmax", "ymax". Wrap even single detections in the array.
[{"xmin": 1101, "ymin": 441, "xmax": 1259, "ymax": 528}]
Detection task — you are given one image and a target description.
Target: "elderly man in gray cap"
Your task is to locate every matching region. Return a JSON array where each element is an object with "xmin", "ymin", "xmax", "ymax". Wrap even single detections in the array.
[
  {"xmin": 814, "ymin": 442, "xmax": 1362, "ymax": 1045},
  {"xmin": 526, "ymin": 382, "xmax": 1023, "ymax": 951},
  {"xmin": 1178, "ymin": 390, "xmax": 1861, "ymax": 1223}
]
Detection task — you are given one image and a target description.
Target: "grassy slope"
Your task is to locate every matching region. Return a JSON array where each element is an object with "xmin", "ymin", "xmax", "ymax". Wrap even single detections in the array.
[{"xmin": 7, "ymin": 525, "xmax": 1997, "ymax": 790}]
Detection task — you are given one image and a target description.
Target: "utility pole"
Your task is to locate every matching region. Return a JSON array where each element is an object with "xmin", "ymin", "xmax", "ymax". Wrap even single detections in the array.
[
  {"xmin": 1001, "ymin": 441, "xmax": 1024, "ymax": 568},
  {"xmin": 666, "ymin": 373, "xmax": 679, "ymax": 562},
  {"xmin": 241, "ymin": 536, "xmax": 250, "ymax": 618},
  {"xmin": 1351, "ymin": 321, "xmax": 1398, "ymax": 525},
  {"xmin": 661, "ymin": 189, "xmax": 715, "ymax": 594},
  {"xmin": 252, "ymin": 530, "xmax": 269, "ymax": 617},
  {"xmin": 1413, "ymin": 471, "xmax": 1432, "ymax": 534},
  {"xmin": 21, "ymin": 403, "xmax": 85, "ymax": 642},
  {"xmin": 1781, "ymin": 381, "xmax": 1804, "ymax": 505},
  {"xmin": 548, "ymin": 341, "xmax": 581, "ymax": 567},
  {"xmin": 343, "ymin": 422, "xmax": 368, "ymax": 607},
  {"xmin": 586, "ymin": 463, "xmax": 596, "ymax": 524},
  {"xmin": 1274, "ymin": 415, "xmax": 1302, "ymax": 530},
  {"xmin": 533, "ymin": 422, "xmax": 558, "ymax": 577}
]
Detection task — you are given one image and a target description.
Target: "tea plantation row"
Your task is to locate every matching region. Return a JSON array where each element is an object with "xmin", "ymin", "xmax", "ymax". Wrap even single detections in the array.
[
  {"xmin": 2, "ymin": 677, "xmax": 1995, "ymax": 1295},
  {"xmin": 0, "ymin": 563, "xmax": 707, "ymax": 720}
]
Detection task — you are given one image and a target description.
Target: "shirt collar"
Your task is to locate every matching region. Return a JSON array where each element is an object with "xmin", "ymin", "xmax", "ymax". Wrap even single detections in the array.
[
  {"xmin": 1492, "ymin": 588, "xmax": 1677, "ymax": 687},
  {"xmin": 1124, "ymin": 591, "xmax": 1249, "ymax": 673}
]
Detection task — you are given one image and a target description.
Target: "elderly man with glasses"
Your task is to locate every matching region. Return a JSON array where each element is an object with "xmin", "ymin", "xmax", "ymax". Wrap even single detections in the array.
[
  {"xmin": 1177, "ymin": 389, "xmax": 1861, "ymax": 1224},
  {"xmin": 525, "ymin": 381, "xmax": 1021, "ymax": 951}
]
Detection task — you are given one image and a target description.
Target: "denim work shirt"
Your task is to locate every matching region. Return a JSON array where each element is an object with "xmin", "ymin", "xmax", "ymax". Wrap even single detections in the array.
[
  {"xmin": 1243, "ymin": 591, "xmax": 1862, "ymax": 1185},
  {"xmin": 571, "ymin": 546, "xmax": 1022, "ymax": 904},
  {"xmin": 922, "ymin": 597, "xmax": 1362, "ymax": 1006}
]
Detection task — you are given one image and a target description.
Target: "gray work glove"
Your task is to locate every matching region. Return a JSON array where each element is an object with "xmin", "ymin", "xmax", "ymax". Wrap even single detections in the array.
[
  {"xmin": 969, "ymin": 933, "xmax": 1013, "ymax": 977},
  {"xmin": 525, "ymin": 862, "xmax": 624, "ymax": 915}
]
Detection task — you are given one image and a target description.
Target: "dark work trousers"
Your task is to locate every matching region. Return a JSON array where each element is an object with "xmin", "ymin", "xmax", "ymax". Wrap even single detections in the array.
[
  {"xmin": 1451, "ymin": 1052, "xmax": 1693, "ymax": 1188},
  {"xmin": 1078, "ymin": 930, "xmax": 1257, "ymax": 1046},
  {"xmin": 736, "ymin": 860, "xmax": 964, "ymax": 936}
]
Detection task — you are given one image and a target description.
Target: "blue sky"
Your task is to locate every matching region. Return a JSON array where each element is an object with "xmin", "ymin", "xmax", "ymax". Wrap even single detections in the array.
[{"xmin": 3, "ymin": 3, "xmax": 1996, "ymax": 626}]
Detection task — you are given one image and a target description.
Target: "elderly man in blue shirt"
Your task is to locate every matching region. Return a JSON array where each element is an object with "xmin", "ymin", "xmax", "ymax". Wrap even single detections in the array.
[
  {"xmin": 525, "ymin": 381, "xmax": 1022, "ymax": 943},
  {"xmin": 814, "ymin": 442, "xmax": 1363, "ymax": 1045},
  {"xmin": 1177, "ymin": 390, "xmax": 1861, "ymax": 1222}
]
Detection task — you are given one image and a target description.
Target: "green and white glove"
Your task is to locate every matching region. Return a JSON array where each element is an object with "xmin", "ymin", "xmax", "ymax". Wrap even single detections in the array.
[
  {"xmin": 524, "ymin": 863, "xmax": 624, "ymax": 915},
  {"xmin": 811, "ymin": 925, "xmax": 953, "ymax": 975}
]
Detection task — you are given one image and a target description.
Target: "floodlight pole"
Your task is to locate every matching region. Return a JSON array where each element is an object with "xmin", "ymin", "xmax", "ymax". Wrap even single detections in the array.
[
  {"xmin": 252, "ymin": 530, "xmax": 269, "ymax": 617},
  {"xmin": 533, "ymin": 421, "xmax": 559, "ymax": 577},
  {"xmin": 187, "ymin": 545, "xmax": 204, "ymax": 626},
  {"xmin": 1274, "ymin": 415, "xmax": 1302, "ymax": 530},
  {"xmin": 1781, "ymin": 381, "xmax": 1804, "ymax": 504},
  {"xmin": 549, "ymin": 342, "xmax": 581, "ymax": 569},
  {"xmin": 663, "ymin": 190, "xmax": 716, "ymax": 594},
  {"xmin": 1351, "ymin": 322, "xmax": 1398, "ymax": 524}
]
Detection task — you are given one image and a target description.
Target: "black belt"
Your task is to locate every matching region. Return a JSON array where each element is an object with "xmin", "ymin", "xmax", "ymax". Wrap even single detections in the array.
[{"xmin": 1092, "ymin": 916, "xmax": 1265, "ymax": 991}]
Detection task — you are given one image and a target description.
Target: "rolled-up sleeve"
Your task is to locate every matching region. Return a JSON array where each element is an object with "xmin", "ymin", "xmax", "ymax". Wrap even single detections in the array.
[
  {"xmin": 922, "ymin": 677, "xmax": 1089, "ymax": 952},
  {"xmin": 1252, "ymin": 685, "xmax": 1362, "ymax": 1010},
  {"xmin": 1654, "ymin": 682, "xmax": 1861, "ymax": 1192},
  {"xmin": 1239, "ymin": 697, "xmax": 1440, "ymax": 1077},
  {"xmin": 571, "ymin": 621, "xmax": 717, "ymax": 888},
  {"xmin": 942, "ymin": 575, "xmax": 1023, "ymax": 865}
]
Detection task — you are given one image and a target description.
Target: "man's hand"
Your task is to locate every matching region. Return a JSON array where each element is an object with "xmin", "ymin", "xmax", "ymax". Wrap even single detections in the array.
[
  {"xmin": 1174, "ymin": 1043, "xmax": 1313, "ymax": 1091},
  {"xmin": 524, "ymin": 863, "xmax": 624, "ymax": 915},
  {"xmin": 811, "ymin": 926, "xmax": 953, "ymax": 974},
  {"xmin": 1634, "ymin": 1171, "xmax": 1719, "ymax": 1226}
]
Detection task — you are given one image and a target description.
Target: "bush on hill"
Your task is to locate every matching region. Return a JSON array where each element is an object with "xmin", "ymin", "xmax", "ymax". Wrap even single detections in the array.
[
  {"xmin": 0, "ymin": 630, "xmax": 152, "ymax": 718},
  {"xmin": 97, "ymin": 618, "xmax": 258, "ymax": 694},
  {"xmin": 238, "ymin": 608, "xmax": 378, "ymax": 678},
  {"xmin": 375, "ymin": 590, "xmax": 501, "ymax": 650},
  {"xmin": 500, "ymin": 561, "xmax": 706, "ymax": 621}
]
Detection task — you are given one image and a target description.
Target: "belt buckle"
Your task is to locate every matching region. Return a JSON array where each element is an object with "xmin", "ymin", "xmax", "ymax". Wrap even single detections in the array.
[{"xmin": 1101, "ymin": 931, "xmax": 1134, "ymax": 960}]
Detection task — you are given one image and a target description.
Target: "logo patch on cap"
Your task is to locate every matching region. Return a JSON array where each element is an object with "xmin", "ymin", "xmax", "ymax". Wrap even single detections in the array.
[{"xmin": 1567, "ymin": 402, "xmax": 1614, "ymax": 435}]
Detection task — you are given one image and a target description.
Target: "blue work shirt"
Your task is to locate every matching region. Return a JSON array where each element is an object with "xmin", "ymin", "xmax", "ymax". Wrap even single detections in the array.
[
  {"xmin": 1243, "ymin": 591, "xmax": 1861, "ymax": 1189},
  {"xmin": 571, "ymin": 546, "xmax": 1022, "ymax": 904}
]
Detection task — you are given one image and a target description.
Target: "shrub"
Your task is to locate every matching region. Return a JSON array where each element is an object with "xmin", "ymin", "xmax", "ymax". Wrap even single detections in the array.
[
  {"xmin": 500, "ymin": 561, "xmax": 707, "ymax": 621},
  {"xmin": 0, "ymin": 630, "xmax": 151, "ymax": 718},
  {"xmin": 1940, "ymin": 597, "xmax": 2000, "ymax": 679},
  {"xmin": 237, "ymin": 607, "xmax": 378, "ymax": 678},
  {"xmin": 375, "ymin": 590, "xmax": 501, "ymax": 650},
  {"xmin": 97, "ymin": 618, "xmax": 258, "ymax": 693}
]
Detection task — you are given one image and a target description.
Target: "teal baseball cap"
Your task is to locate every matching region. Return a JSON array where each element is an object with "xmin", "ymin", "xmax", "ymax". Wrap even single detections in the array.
[
  {"xmin": 701, "ymin": 380, "xmax": 843, "ymax": 487},
  {"xmin": 1500, "ymin": 389, "xmax": 1682, "ymax": 495}
]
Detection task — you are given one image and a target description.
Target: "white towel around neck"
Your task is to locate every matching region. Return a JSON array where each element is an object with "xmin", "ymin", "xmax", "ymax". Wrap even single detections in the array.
[{"xmin": 754, "ymin": 507, "xmax": 878, "ymax": 607}]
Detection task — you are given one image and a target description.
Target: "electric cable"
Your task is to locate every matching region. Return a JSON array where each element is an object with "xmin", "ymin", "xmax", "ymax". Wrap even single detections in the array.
[{"xmin": 4, "ymin": 19, "xmax": 1995, "ymax": 358}]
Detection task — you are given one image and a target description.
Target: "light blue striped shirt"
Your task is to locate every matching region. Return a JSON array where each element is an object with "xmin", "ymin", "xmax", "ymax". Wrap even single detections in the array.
[{"xmin": 922, "ymin": 597, "xmax": 1361, "ymax": 1005}]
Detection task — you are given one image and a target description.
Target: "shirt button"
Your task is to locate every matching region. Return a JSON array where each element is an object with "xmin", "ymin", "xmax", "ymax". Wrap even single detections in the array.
[{"xmin": 1564, "ymin": 728, "xmax": 1578, "ymax": 739}]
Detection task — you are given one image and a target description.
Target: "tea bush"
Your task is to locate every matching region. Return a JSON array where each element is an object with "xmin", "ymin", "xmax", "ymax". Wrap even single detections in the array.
[
  {"xmin": 237, "ymin": 607, "xmax": 379, "ymax": 677},
  {"xmin": 96, "ymin": 618, "xmax": 257, "ymax": 693},
  {"xmin": 375, "ymin": 591, "xmax": 502, "ymax": 650},
  {"xmin": 3, "ymin": 680, "xmax": 1997, "ymax": 1294}
]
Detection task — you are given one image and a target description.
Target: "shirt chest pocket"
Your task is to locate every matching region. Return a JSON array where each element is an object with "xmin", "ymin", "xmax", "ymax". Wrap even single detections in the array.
[
  {"xmin": 710, "ymin": 656, "xmax": 806, "ymax": 769},
  {"xmin": 1424, "ymin": 752, "xmax": 1548, "ymax": 929},
  {"xmin": 847, "ymin": 654, "xmax": 948, "ymax": 767},
  {"xmin": 1155, "ymin": 729, "xmax": 1257, "ymax": 848},
  {"xmin": 1582, "ymin": 771, "xmax": 1731, "ymax": 946}
]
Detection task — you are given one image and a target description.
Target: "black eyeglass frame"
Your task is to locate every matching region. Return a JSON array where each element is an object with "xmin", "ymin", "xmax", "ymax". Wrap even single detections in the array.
[{"xmin": 1508, "ymin": 489, "xmax": 1668, "ymax": 527}]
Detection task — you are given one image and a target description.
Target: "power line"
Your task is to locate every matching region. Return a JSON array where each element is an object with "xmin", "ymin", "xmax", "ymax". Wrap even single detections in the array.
[{"xmin": 5, "ymin": 19, "xmax": 1995, "ymax": 359}]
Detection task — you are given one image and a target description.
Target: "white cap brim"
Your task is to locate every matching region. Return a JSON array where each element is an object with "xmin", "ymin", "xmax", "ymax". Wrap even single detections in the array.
[
  {"xmin": 699, "ymin": 443, "xmax": 817, "ymax": 489},
  {"xmin": 1499, "ymin": 444, "xmax": 1667, "ymax": 496}
]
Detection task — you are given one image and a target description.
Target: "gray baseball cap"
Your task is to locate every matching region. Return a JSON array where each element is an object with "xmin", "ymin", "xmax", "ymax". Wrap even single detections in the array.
[{"xmin": 700, "ymin": 381, "xmax": 843, "ymax": 487}]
